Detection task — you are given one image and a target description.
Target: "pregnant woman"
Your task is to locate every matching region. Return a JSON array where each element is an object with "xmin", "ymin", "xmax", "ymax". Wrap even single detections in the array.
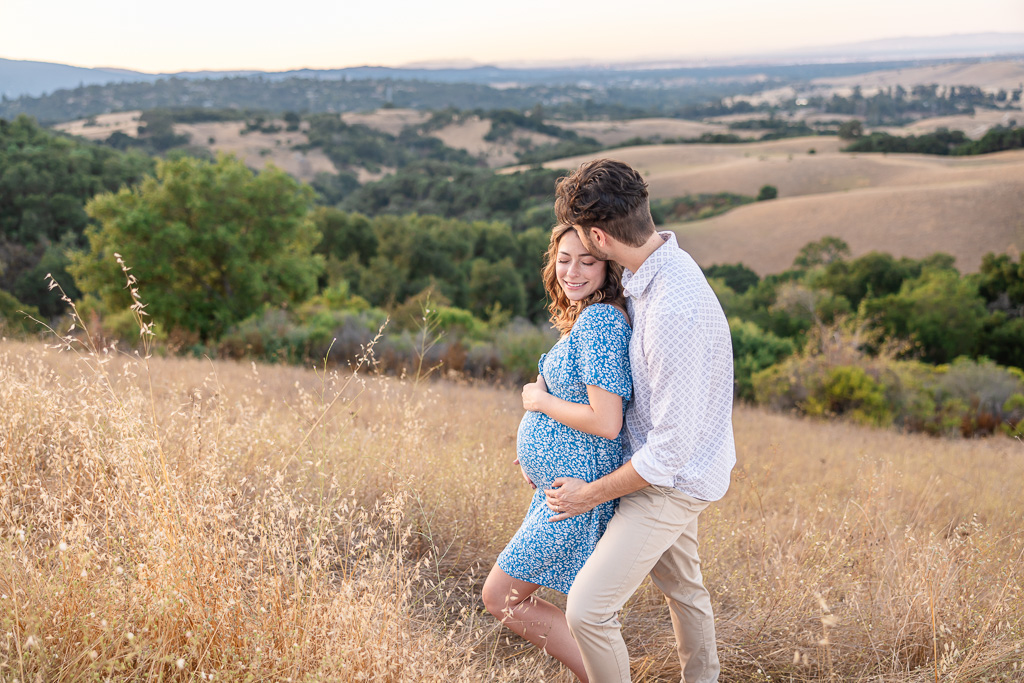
[{"xmin": 481, "ymin": 224, "xmax": 632, "ymax": 682}]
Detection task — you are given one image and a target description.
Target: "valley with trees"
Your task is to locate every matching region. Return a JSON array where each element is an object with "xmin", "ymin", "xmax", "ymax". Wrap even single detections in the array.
[
  {"xmin": 3, "ymin": 54, "xmax": 1024, "ymax": 437},
  {"xmin": 2, "ymin": 52, "xmax": 1024, "ymax": 681}
]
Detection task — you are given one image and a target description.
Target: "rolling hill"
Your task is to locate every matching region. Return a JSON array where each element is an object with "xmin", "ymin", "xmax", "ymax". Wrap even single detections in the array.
[{"xmin": 533, "ymin": 138, "xmax": 1024, "ymax": 273}]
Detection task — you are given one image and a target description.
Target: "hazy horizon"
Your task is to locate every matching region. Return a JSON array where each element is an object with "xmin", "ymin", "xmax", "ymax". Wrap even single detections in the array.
[{"xmin": 2, "ymin": 0, "xmax": 1023, "ymax": 74}]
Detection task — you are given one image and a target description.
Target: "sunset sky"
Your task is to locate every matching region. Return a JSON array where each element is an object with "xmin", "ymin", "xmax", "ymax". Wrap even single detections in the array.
[{"xmin": 3, "ymin": 0, "xmax": 1023, "ymax": 73}]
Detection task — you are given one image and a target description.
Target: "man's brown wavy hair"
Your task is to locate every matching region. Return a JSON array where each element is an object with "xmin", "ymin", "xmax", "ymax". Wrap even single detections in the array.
[
  {"xmin": 554, "ymin": 158, "xmax": 656, "ymax": 247},
  {"xmin": 543, "ymin": 224, "xmax": 627, "ymax": 337}
]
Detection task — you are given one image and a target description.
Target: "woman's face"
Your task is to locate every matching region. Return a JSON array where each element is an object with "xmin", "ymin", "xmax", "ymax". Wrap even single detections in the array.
[{"xmin": 555, "ymin": 230, "xmax": 606, "ymax": 302}]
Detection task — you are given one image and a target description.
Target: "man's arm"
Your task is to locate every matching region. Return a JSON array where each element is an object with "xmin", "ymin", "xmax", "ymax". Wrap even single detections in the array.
[{"xmin": 544, "ymin": 461, "xmax": 649, "ymax": 522}]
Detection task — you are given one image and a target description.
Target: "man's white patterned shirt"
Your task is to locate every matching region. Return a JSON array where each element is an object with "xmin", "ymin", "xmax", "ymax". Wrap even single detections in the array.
[{"xmin": 621, "ymin": 232, "xmax": 736, "ymax": 502}]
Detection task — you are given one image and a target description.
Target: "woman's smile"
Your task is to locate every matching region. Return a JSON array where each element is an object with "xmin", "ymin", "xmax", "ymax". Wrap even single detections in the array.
[{"xmin": 556, "ymin": 230, "xmax": 605, "ymax": 301}]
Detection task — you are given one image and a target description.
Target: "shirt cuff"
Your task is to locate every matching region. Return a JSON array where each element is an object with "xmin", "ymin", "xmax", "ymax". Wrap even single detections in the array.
[{"xmin": 629, "ymin": 444, "xmax": 675, "ymax": 488}]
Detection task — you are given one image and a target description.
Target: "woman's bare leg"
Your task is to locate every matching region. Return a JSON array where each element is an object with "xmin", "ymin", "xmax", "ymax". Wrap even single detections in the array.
[{"xmin": 482, "ymin": 564, "xmax": 589, "ymax": 682}]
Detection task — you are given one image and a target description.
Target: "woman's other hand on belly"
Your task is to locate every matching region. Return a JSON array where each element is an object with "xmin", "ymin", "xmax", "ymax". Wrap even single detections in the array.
[{"xmin": 522, "ymin": 375, "xmax": 550, "ymax": 413}]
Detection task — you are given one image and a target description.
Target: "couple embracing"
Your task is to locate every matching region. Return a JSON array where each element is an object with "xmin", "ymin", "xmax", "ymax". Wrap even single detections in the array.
[{"xmin": 481, "ymin": 159, "xmax": 736, "ymax": 683}]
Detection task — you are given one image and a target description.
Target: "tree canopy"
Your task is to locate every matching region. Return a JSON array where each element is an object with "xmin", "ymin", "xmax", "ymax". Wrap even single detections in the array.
[{"xmin": 70, "ymin": 155, "xmax": 323, "ymax": 341}]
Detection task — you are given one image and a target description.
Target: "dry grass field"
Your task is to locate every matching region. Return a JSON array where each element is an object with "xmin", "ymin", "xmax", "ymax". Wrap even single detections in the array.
[
  {"xmin": 534, "ymin": 140, "xmax": 1024, "ymax": 274},
  {"xmin": 53, "ymin": 111, "xmax": 143, "ymax": 140},
  {"xmin": 430, "ymin": 115, "xmax": 562, "ymax": 167},
  {"xmin": 814, "ymin": 60, "xmax": 1024, "ymax": 98},
  {"xmin": 2, "ymin": 326, "xmax": 1022, "ymax": 681},
  {"xmin": 54, "ymin": 113, "xmax": 337, "ymax": 183},
  {"xmin": 340, "ymin": 108, "xmax": 430, "ymax": 136},
  {"xmin": 174, "ymin": 121, "xmax": 337, "ymax": 182},
  {"xmin": 873, "ymin": 109, "xmax": 1022, "ymax": 139},
  {"xmin": 733, "ymin": 60, "xmax": 1024, "ymax": 106}
]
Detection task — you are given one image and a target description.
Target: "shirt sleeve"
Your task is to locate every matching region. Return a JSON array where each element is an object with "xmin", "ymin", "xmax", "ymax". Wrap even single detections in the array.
[
  {"xmin": 628, "ymin": 307, "xmax": 707, "ymax": 488},
  {"xmin": 575, "ymin": 305, "xmax": 632, "ymax": 400}
]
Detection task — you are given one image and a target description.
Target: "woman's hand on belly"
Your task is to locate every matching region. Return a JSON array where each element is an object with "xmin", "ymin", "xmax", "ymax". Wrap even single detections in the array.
[{"xmin": 513, "ymin": 457, "xmax": 537, "ymax": 489}]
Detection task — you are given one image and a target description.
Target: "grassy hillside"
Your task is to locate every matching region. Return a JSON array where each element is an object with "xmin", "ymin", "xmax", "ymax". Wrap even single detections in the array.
[
  {"xmin": 535, "ymin": 139, "xmax": 1024, "ymax": 273},
  {"xmin": 2, "ymin": 337, "xmax": 1021, "ymax": 681}
]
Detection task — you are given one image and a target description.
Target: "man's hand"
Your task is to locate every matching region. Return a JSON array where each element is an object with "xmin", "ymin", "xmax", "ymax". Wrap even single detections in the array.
[
  {"xmin": 545, "ymin": 477, "xmax": 595, "ymax": 522},
  {"xmin": 513, "ymin": 457, "xmax": 536, "ymax": 489},
  {"xmin": 521, "ymin": 375, "xmax": 549, "ymax": 412}
]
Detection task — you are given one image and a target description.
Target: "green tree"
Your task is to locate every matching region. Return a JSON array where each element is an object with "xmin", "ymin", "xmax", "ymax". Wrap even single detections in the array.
[
  {"xmin": 793, "ymin": 236, "xmax": 850, "ymax": 270},
  {"xmin": 837, "ymin": 120, "xmax": 863, "ymax": 140},
  {"xmin": 865, "ymin": 269, "xmax": 986, "ymax": 363},
  {"xmin": 0, "ymin": 115, "xmax": 154, "ymax": 314},
  {"xmin": 756, "ymin": 184, "xmax": 778, "ymax": 201},
  {"xmin": 0, "ymin": 115, "xmax": 153, "ymax": 245},
  {"xmin": 467, "ymin": 257, "xmax": 526, "ymax": 320},
  {"xmin": 70, "ymin": 155, "xmax": 322, "ymax": 341},
  {"xmin": 977, "ymin": 252, "xmax": 1024, "ymax": 315},
  {"xmin": 516, "ymin": 226, "xmax": 552, "ymax": 319},
  {"xmin": 814, "ymin": 251, "xmax": 921, "ymax": 309},
  {"xmin": 12, "ymin": 233, "xmax": 82, "ymax": 318},
  {"xmin": 704, "ymin": 263, "xmax": 759, "ymax": 294},
  {"xmin": 0, "ymin": 288, "xmax": 41, "ymax": 334},
  {"xmin": 313, "ymin": 208, "xmax": 377, "ymax": 267},
  {"xmin": 729, "ymin": 318, "xmax": 795, "ymax": 400}
]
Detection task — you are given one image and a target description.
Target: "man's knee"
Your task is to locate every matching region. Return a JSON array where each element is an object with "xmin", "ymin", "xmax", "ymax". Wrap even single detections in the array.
[{"xmin": 565, "ymin": 586, "xmax": 606, "ymax": 634}]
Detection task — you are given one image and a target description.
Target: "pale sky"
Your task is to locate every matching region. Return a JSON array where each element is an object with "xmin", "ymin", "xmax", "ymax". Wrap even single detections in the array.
[{"xmin": 3, "ymin": 0, "xmax": 1023, "ymax": 73}]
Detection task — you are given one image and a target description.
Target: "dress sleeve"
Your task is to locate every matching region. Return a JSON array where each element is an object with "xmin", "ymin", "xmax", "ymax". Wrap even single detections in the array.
[{"xmin": 575, "ymin": 305, "xmax": 632, "ymax": 400}]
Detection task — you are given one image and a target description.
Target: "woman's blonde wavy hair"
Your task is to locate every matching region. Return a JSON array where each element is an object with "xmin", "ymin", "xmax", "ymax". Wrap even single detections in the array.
[{"xmin": 543, "ymin": 224, "xmax": 627, "ymax": 337}]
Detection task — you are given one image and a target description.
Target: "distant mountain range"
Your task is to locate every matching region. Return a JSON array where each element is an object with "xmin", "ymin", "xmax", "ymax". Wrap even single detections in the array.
[{"xmin": 2, "ymin": 33, "xmax": 1022, "ymax": 100}]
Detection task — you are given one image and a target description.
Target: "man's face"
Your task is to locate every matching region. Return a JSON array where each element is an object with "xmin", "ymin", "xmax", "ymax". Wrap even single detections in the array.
[{"xmin": 573, "ymin": 225, "xmax": 611, "ymax": 260}]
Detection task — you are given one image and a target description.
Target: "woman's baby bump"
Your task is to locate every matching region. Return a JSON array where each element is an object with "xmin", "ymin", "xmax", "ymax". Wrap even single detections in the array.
[{"xmin": 516, "ymin": 411, "xmax": 620, "ymax": 490}]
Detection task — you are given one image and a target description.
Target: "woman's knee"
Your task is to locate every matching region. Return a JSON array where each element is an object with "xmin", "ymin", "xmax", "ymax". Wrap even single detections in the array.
[{"xmin": 481, "ymin": 574, "xmax": 512, "ymax": 618}]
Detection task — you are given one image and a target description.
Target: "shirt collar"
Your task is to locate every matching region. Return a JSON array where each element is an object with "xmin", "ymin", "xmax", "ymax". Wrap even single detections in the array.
[{"xmin": 622, "ymin": 231, "xmax": 678, "ymax": 299}]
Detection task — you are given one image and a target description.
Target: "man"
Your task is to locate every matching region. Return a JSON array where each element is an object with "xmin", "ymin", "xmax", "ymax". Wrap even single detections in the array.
[{"xmin": 545, "ymin": 159, "xmax": 736, "ymax": 683}]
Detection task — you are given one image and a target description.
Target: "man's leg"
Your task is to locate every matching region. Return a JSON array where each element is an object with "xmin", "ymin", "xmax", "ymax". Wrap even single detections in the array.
[
  {"xmin": 566, "ymin": 486, "xmax": 704, "ymax": 683},
  {"xmin": 648, "ymin": 490, "xmax": 719, "ymax": 683}
]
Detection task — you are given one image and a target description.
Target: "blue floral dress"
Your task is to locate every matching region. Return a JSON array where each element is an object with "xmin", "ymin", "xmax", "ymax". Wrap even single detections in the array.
[{"xmin": 497, "ymin": 303, "xmax": 632, "ymax": 593}]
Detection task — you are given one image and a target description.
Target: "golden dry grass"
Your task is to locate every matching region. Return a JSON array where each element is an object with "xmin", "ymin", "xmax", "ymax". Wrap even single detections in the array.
[
  {"xmin": 53, "ymin": 111, "xmax": 143, "ymax": 140},
  {"xmin": 2, "ymin": 329, "xmax": 1022, "ymax": 682},
  {"xmin": 814, "ymin": 61, "xmax": 1024, "ymax": 97},
  {"xmin": 340, "ymin": 109, "xmax": 431, "ymax": 136},
  {"xmin": 430, "ymin": 115, "xmax": 562, "ymax": 168},
  {"xmin": 52, "ymin": 114, "xmax": 337, "ymax": 183},
  {"xmin": 873, "ymin": 109, "xmax": 1023, "ymax": 140},
  {"xmin": 174, "ymin": 121, "xmax": 337, "ymax": 182},
  {"xmin": 674, "ymin": 176, "xmax": 1024, "ymax": 274},
  {"xmin": 534, "ymin": 141, "xmax": 1024, "ymax": 274},
  {"xmin": 735, "ymin": 60, "xmax": 1024, "ymax": 106}
]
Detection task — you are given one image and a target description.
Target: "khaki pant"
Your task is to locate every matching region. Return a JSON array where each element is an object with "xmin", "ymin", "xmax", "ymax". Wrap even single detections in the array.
[{"xmin": 565, "ymin": 486, "xmax": 719, "ymax": 683}]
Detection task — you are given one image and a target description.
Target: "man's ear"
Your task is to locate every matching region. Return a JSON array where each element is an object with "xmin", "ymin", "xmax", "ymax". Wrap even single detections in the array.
[{"xmin": 589, "ymin": 226, "xmax": 611, "ymax": 247}]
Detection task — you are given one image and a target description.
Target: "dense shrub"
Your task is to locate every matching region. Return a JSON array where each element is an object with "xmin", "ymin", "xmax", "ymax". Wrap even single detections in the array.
[
  {"xmin": 751, "ymin": 332, "xmax": 1024, "ymax": 437},
  {"xmin": 0, "ymin": 289, "xmax": 41, "ymax": 335},
  {"xmin": 650, "ymin": 193, "xmax": 753, "ymax": 225},
  {"xmin": 728, "ymin": 318, "xmax": 795, "ymax": 400}
]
